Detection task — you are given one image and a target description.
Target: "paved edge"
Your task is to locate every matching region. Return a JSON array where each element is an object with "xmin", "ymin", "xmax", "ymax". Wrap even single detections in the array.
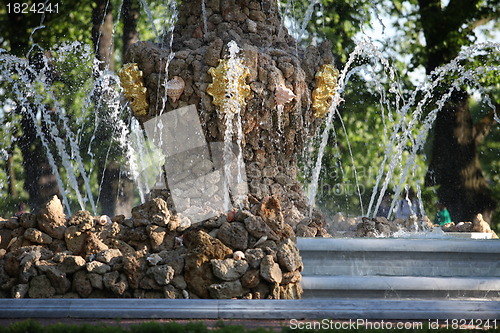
[
  {"xmin": 0, "ymin": 299, "xmax": 499, "ymax": 320},
  {"xmin": 301, "ymin": 276, "xmax": 500, "ymax": 291},
  {"xmin": 297, "ymin": 237, "xmax": 500, "ymax": 253}
]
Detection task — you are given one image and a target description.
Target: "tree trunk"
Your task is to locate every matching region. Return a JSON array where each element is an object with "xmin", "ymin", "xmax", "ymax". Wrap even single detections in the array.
[
  {"xmin": 6, "ymin": 7, "xmax": 61, "ymax": 212},
  {"xmin": 121, "ymin": 0, "xmax": 139, "ymax": 60},
  {"xmin": 6, "ymin": 149, "xmax": 18, "ymax": 198},
  {"xmin": 98, "ymin": 160, "xmax": 134, "ymax": 216},
  {"xmin": 418, "ymin": 0, "xmax": 497, "ymax": 222},
  {"xmin": 92, "ymin": 0, "xmax": 135, "ymax": 216},
  {"xmin": 92, "ymin": 0, "xmax": 115, "ymax": 70},
  {"xmin": 124, "ymin": 0, "xmax": 334, "ymax": 230},
  {"xmin": 18, "ymin": 111, "xmax": 61, "ymax": 212},
  {"xmin": 426, "ymin": 90, "xmax": 496, "ymax": 222}
]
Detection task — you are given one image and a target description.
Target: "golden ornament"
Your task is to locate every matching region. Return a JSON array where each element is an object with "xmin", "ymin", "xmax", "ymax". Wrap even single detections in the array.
[
  {"xmin": 312, "ymin": 64, "xmax": 340, "ymax": 118},
  {"xmin": 118, "ymin": 63, "xmax": 149, "ymax": 116},
  {"xmin": 206, "ymin": 59, "xmax": 251, "ymax": 114}
]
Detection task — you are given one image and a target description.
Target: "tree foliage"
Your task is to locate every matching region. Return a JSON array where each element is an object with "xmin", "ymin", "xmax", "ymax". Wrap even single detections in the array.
[{"xmin": 0, "ymin": 0, "xmax": 177, "ymax": 215}]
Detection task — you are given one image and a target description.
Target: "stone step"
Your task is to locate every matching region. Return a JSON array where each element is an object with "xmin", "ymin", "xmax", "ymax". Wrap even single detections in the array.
[
  {"xmin": 301, "ymin": 276, "xmax": 500, "ymax": 299},
  {"xmin": 1, "ymin": 299, "xmax": 499, "ymax": 320},
  {"xmin": 297, "ymin": 237, "xmax": 500, "ymax": 299},
  {"xmin": 297, "ymin": 238, "xmax": 500, "ymax": 277}
]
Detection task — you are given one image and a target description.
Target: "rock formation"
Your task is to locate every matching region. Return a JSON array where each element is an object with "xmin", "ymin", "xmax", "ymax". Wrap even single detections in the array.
[
  {"xmin": 0, "ymin": 195, "xmax": 303, "ymax": 299},
  {"xmin": 124, "ymin": 0, "xmax": 334, "ymax": 236}
]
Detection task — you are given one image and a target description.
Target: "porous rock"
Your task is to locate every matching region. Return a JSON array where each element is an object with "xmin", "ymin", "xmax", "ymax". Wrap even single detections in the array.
[
  {"xmin": 73, "ymin": 270, "xmax": 93, "ymax": 297},
  {"xmin": 86, "ymin": 261, "xmax": 111, "ymax": 274},
  {"xmin": 211, "ymin": 258, "xmax": 249, "ymax": 281},
  {"xmin": 131, "ymin": 197, "xmax": 171, "ymax": 227},
  {"xmin": 58, "ymin": 254, "xmax": 86, "ymax": 274},
  {"xmin": 257, "ymin": 196, "xmax": 284, "ymax": 230},
  {"xmin": 28, "ymin": 275, "xmax": 55, "ymax": 298},
  {"xmin": 96, "ymin": 249, "xmax": 123, "ymax": 266},
  {"xmin": 245, "ymin": 248, "xmax": 265, "ymax": 269},
  {"xmin": 208, "ymin": 280, "xmax": 248, "ymax": 299},
  {"xmin": 36, "ymin": 260, "xmax": 71, "ymax": 294},
  {"xmin": 11, "ymin": 283, "xmax": 29, "ymax": 298},
  {"xmin": 147, "ymin": 264, "xmax": 175, "ymax": 286},
  {"xmin": 183, "ymin": 230, "xmax": 232, "ymax": 298},
  {"xmin": 103, "ymin": 271, "xmax": 128, "ymax": 296},
  {"xmin": 24, "ymin": 228, "xmax": 52, "ymax": 244},
  {"xmin": 260, "ymin": 255, "xmax": 282, "ymax": 284},
  {"xmin": 83, "ymin": 232, "xmax": 109, "ymax": 257},
  {"xmin": 37, "ymin": 196, "xmax": 67, "ymax": 240},
  {"xmin": 276, "ymin": 238, "xmax": 302, "ymax": 272},
  {"xmin": 122, "ymin": 254, "xmax": 145, "ymax": 289},
  {"xmin": 216, "ymin": 222, "xmax": 248, "ymax": 250},
  {"xmin": 240, "ymin": 269, "xmax": 260, "ymax": 288}
]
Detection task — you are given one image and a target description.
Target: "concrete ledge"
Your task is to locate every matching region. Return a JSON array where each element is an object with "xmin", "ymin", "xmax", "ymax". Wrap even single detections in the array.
[
  {"xmin": 446, "ymin": 232, "xmax": 493, "ymax": 239},
  {"xmin": 0, "ymin": 299, "xmax": 499, "ymax": 320},
  {"xmin": 300, "ymin": 255, "xmax": 500, "ymax": 277},
  {"xmin": 297, "ymin": 238, "xmax": 500, "ymax": 253},
  {"xmin": 301, "ymin": 276, "xmax": 500, "ymax": 291}
]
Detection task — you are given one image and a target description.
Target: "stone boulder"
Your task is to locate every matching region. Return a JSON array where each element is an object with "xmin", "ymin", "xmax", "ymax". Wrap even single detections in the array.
[
  {"xmin": 56, "ymin": 254, "xmax": 86, "ymax": 274},
  {"xmin": 244, "ymin": 215, "xmax": 279, "ymax": 241},
  {"xmin": 96, "ymin": 249, "xmax": 122, "ymax": 266},
  {"xmin": 208, "ymin": 280, "xmax": 248, "ymax": 299},
  {"xmin": 296, "ymin": 223, "xmax": 317, "ymax": 237},
  {"xmin": 183, "ymin": 230, "xmax": 232, "ymax": 298},
  {"xmin": 278, "ymin": 283, "xmax": 303, "ymax": 300},
  {"xmin": 68, "ymin": 210, "xmax": 94, "ymax": 229},
  {"xmin": 64, "ymin": 226, "xmax": 87, "ymax": 253},
  {"xmin": 83, "ymin": 232, "xmax": 109, "ymax": 257},
  {"xmin": 245, "ymin": 248, "xmax": 265, "ymax": 269},
  {"xmin": 24, "ymin": 228, "xmax": 52, "ymax": 245},
  {"xmin": 240, "ymin": 269, "xmax": 260, "ymax": 288},
  {"xmin": 37, "ymin": 196, "xmax": 67, "ymax": 240},
  {"xmin": 211, "ymin": 258, "xmax": 249, "ymax": 281},
  {"xmin": 131, "ymin": 197, "xmax": 171, "ymax": 228},
  {"xmin": 36, "ymin": 260, "xmax": 71, "ymax": 294},
  {"xmin": 260, "ymin": 255, "xmax": 282, "ymax": 284},
  {"xmin": 19, "ymin": 214, "xmax": 37, "ymax": 229},
  {"xmin": 158, "ymin": 249, "xmax": 185, "ymax": 275},
  {"xmin": 217, "ymin": 222, "xmax": 248, "ymax": 250},
  {"xmin": 86, "ymin": 261, "xmax": 111, "ymax": 275},
  {"xmin": 122, "ymin": 254, "xmax": 145, "ymax": 289},
  {"xmin": 103, "ymin": 271, "xmax": 129, "ymax": 296},
  {"xmin": 472, "ymin": 214, "xmax": 499, "ymax": 238},
  {"xmin": 11, "ymin": 283, "xmax": 28, "ymax": 298},
  {"xmin": 277, "ymin": 238, "xmax": 302, "ymax": 272},
  {"xmin": 28, "ymin": 275, "xmax": 55, "ymax": 298},
  {"xmin": 257, "ymin": 196, "xmax": 284, "ymax": 230},
  {"xmin": 147, "ymin": 264, "xmax": 174, "ymax": 286},
  {"xmin": 73, "ymin": 270, "xmax": 93, "ymax": 297}
]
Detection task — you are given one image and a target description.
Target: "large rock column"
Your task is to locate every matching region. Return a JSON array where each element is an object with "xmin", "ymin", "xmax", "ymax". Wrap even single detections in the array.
[{"xmin": 125, "ymin": 0, "xmax": 334, "ymax": 235}]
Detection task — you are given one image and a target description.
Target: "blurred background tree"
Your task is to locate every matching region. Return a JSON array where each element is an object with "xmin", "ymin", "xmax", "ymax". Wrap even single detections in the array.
[
  {"xmin": 0, "ymin": 0, "xmax": 172, "ymax": 215},
  {"xmin": 283, "ymin": 0, "xmax": 499, "ymax": 229}
]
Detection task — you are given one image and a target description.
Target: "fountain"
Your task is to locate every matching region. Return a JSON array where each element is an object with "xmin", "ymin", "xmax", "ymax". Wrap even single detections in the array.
[
  {"xmin": 0, "ymin": 0, "xmax": 499, "ymax": 320},
  {"xmin": 0, "ymin": 0, "xmax": 344, "ymax": 301},
  {"xmin": 123, "ymin": 0, "xmax": 336, "ymax": 236}
]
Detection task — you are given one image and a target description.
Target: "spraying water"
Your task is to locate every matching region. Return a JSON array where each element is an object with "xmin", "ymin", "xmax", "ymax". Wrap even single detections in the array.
[{"xmin": 219, "ymin": 41, "xmax": 248, "ymax": 210}]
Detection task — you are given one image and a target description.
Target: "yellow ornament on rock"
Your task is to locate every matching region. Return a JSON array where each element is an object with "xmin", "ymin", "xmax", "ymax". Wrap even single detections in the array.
[
  {"xmin": 207, "ymin": 59, "xmax": 251, "ymax": 115},
  {"xmin": 118, "ymin": 63, "xmax": 149, "ymax": 117},
  {"xmin": 312, "ymin": 64, "xmax": 340, "ymax": 118}
]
